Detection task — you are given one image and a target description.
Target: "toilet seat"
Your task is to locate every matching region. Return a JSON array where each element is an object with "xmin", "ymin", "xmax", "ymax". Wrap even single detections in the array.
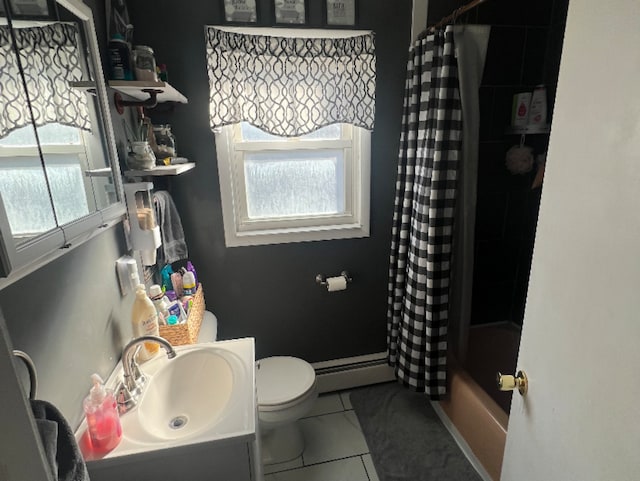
[{"xmin": 257, "ymin": 356, "xmax": 316, "ymax": 411}]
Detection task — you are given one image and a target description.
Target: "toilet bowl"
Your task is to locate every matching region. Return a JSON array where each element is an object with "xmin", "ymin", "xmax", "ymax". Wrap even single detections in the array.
[{"xmin": 256, "ymin": 356, "xmax": 318, "ymax": 465}]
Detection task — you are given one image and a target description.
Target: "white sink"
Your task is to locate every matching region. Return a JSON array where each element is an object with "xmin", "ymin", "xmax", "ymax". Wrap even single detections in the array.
[
  {"xmin": 77, "ymin": 338, "xmax": 256, "ymax": 461},
  {"xmin": 137, "ymin": 348, "xmax": 235, "ymax": 441}
]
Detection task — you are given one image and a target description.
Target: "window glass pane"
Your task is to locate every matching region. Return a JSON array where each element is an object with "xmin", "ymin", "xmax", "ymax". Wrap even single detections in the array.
[
  {"xmin": 0, "ymin": 125, "xmax": 37, "ymax": 146},
  {"xmin": 44, "ymin": 155, "xmax": 90, "ymax": 224},
  {"xmin": 0, "ymin": 123, "xmax": 80, "ymax": 147},
  {"xmin": 244, "ymin": 149, "xmax": 345, "ymax": 219},
  {"xmin": 240, "ymin": 122, "xmax": 341, "ymax": 142},
  {"xmin": 0, "ymin": 155, "xmax": 89, "ymax": 236},
  {"xmin": 240, "ymin": 123, "xmax": 281, "ymax": 142},
  {"xmin": 0, "ymin": 158, "xmax": 57, "ymax": 236},
  {"xmin": 37, "ymin": 124, "xmax": 81, "ymax": 145},
  {"xmin": 299, "ymin": 124, "xmax": 341, "ymax": 140}
]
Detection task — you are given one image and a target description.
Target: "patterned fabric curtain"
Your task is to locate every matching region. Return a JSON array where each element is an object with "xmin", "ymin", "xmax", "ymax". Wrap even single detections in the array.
[
  {"xmin": 0, "ymin": 23, "xmax": 91, "ymax": 138},
  {"xmin": 205, "ymin": 26, "xmax": 376, "ymax": 137},
  {"xmin": 387, "ymin": 27, "xmax": 462, "ymax": 400}
]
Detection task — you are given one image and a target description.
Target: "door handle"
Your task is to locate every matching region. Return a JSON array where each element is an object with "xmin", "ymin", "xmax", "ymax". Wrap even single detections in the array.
[{"xmin": 497, "ymin": 370, "xmax": 528, "ymax": 395}]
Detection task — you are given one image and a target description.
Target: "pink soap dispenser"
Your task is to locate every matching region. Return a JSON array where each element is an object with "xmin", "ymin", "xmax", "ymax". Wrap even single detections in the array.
[{"xmin": 83, "ymin": 373, "xmax": 122, "ymax": 453}]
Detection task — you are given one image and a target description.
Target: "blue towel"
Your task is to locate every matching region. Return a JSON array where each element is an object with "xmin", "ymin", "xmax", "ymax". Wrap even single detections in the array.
[{"xmin": 30, "ymin": 400, "xmax": 90, "ymax": 481}]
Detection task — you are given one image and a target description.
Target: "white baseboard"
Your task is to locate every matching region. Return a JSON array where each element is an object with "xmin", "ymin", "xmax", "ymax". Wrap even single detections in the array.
[
  {"xmin": 431, "ymin": 401, "xmax": 494, "ymax": 481},
  {"xmin": 312, "ymin": 352, "xmax": 396, "ymax": 393}
]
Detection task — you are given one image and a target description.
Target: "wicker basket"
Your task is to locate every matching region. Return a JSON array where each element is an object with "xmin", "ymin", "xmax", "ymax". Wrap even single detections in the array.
[{"xmin": 159, "ymin": 283, "xmax": 205, "ymax": 345}]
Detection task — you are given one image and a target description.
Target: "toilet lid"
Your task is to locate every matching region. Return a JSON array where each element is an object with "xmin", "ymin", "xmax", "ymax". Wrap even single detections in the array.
[{"xmin": 256, "ymin": 356, "xmax": 316, "ymax": 406}]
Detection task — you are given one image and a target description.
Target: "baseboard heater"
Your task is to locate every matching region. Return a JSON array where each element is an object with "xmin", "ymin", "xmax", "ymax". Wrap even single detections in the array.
[{"xmin": 312, "ymin": 352, "xmax": 396, "ymax": 393}]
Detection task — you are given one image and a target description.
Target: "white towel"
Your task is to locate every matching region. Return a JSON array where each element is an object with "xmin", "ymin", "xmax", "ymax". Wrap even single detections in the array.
[{"xmin": 153, "ymin": 190, "xmax": 188, "ymax": 266}]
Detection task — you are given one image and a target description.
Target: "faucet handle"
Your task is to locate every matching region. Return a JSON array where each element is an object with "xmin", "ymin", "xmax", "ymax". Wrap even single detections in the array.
[{"xmin": 130, "ymin": 345, "xmax": 142, "ymax": 373}]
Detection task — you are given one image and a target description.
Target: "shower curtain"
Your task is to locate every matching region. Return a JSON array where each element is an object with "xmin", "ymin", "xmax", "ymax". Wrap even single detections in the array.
[
  {"xmin": 387, "ymin": 26, "xmax": 462, "ymax": 399},
  {"xmin": 387, "ymin": 25, "xmax": 489, "ymax": 399}
]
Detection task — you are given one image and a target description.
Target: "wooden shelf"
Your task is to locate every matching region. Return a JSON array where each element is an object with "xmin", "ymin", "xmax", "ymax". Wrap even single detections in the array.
[
  {"xmin": 505, "ymin": 125, "xmax": 551, "ymax": 135},
  {"xmin": 84, "ymin": 167, "xmax": 113, "ymax": 177},
  {"xmin": 69, "ymin": 81, "xmax": 97, "ymax": 93},
  {"xmin": 124, "ymin": 162, "xmax": 196, "ymax": 177},
  {"xmin": 108, "ymin": 80, "xmax": 188, "ymax": 104}
]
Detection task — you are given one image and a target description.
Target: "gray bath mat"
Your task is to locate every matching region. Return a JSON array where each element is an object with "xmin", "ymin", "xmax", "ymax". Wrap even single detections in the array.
[{"xmin": 350, "ymin": 382, "xmax": 482, "ymax": 481}]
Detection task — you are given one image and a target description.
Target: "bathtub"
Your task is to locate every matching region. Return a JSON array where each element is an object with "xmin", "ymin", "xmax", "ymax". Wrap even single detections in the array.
[
  {"xmin": 438, "ymin": 360, "xmax": 508, "ymax": 481},
  {"xmin": 437, "ymin": 323, "xmax": 521, "ymax": 480}
]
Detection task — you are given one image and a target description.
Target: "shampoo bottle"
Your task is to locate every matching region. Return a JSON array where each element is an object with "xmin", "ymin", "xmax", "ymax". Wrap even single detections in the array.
[
  {"xmin": 131, "ymin": 284, "xmax": 160, "ymax": 361},
  {"xmin": 528, "ymin": 85, "xmax": 547, "ymax": 127},
  {"xmin": 83, "ymin": 374, "xmax": 122, "ymax": 453}
]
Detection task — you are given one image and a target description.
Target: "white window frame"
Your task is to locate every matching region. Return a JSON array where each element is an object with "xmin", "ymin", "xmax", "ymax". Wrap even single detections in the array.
[{"xmin": 215, "ymin": 124, "xmax": 371, "ymax": 247}]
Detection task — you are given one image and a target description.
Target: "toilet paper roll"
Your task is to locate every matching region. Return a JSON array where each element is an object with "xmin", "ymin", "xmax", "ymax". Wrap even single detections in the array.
[{"xmin": 326, "ymin": 276, "xmax": 347, "ymax": 292}]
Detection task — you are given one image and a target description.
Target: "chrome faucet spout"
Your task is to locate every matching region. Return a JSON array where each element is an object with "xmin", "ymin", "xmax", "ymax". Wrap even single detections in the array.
[
  {"xmin": 117, "ymin": 335, "xmax": 176, "ymax": 414},
  {"xmin": 123, "ymin": 336, "xmax": 176, "ymax": 371}
]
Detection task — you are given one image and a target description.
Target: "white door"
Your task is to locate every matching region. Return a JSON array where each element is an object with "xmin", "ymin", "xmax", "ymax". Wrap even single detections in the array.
[{"xmin": 501, "ymin": 1, "xmax": 640, "ymax": 480}]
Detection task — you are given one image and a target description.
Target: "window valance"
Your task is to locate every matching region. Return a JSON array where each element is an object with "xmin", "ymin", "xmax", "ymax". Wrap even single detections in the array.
[
  {"xmin": 205, "ymin": 26, "xmax": 376, "ymax": 137},
  {"xmin": 0, "ymin": 23, "xmax": 91, "ymax": 139}
]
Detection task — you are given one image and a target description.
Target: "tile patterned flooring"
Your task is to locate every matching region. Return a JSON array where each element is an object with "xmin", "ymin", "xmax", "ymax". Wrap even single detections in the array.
[{"xmin": 263, "ymin": 392, "xmax": 380, "ymax": 481}]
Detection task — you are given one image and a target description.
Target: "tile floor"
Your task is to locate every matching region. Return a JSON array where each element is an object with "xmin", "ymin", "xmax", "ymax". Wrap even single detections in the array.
[{"xmin": 263, "ymin": 391, "xmax": 379, "ymax": 481}]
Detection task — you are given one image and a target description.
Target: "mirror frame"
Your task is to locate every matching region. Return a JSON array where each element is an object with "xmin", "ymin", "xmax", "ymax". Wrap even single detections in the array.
[{"xmin": 0, "ymin": 0, "xmax": 125, "ymax": 283}]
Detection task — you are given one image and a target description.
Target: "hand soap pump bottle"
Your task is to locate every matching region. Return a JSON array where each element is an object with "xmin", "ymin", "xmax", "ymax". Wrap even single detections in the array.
[
  {"xmin": 131, "ymin": 284, "xmax": 160, "ymax": 361},
  {"xmin": 83, "ymin": 374, "xmax": 122, "ymax": 453}
]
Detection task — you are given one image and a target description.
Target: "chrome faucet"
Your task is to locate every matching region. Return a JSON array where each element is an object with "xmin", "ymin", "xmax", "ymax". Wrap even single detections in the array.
[{"xmin": 116, "ymin": 335, "xmax": 176, "ymax": 414}]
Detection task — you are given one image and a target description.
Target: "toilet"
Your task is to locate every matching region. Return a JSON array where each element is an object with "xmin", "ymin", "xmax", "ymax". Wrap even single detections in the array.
[
  {"xmin": 196, "ymin": 315, "xmax": 317, "ymax": 465},
  {"xmin": 256, "ymin": 356, "xmax": 318, "ymax": 465}
]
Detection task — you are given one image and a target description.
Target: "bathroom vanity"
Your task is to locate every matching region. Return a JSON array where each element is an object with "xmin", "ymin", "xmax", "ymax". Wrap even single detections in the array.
[{"xmin": 80, "ymin": 338, "xmax": 263, "ymax": 481}]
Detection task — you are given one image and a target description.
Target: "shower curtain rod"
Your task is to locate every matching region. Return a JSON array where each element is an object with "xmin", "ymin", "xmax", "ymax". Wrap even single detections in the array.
[{"xmin": 424, "ymin": 0, "xmax": 488, "ymax": 35}]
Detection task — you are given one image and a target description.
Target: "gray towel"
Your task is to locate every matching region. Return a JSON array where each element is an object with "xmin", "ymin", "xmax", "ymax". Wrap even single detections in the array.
[
  {"xmin": 30, "ymin": 399, "xmax": 90, "ymax": 481},
  {"xmin": 153, "ymin": 190, "xmax": 188, "ymax": 266}
]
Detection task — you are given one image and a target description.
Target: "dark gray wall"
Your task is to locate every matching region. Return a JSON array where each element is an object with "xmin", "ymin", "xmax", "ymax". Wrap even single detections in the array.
[
  {"xmin": 128, "ymin": 0, "xmax": 413, "ymax": 362},
  {"xmin": 0, "ymin": 224, "xmax": 134, "ymax": 428}
]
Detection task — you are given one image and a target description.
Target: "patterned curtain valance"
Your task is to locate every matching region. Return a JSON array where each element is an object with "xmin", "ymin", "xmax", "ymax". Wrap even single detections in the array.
[
  {"xmin": 0, "ymin": 23, "xmax": 91, "ymax": 139},
  {"xmin": 205, "ymin": 26, "xmax": 376, "ymax": 137}
]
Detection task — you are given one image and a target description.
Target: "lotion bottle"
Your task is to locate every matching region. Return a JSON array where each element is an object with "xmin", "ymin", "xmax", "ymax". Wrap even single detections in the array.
[
  {"xmin": 131, "ymin": 284, "xmax": 160, "ymax": 361},
  {"xmin": 83, "ymin": 374, "xmax": 122, "ymax": 453}
]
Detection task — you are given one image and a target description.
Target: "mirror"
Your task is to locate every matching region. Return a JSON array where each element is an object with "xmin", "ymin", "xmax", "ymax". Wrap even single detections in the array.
[
  {"xmin": 0, "ymin": 20, "xmax": 58, "ymax": 247},
  {"xmin": 0, "ymin": 0, "xmax": 124, "ymax": 277}
]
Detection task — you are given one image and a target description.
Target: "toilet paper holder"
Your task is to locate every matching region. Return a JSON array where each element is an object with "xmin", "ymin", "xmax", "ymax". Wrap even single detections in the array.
[{"xmin": 315, "ymin": 271, "xmax": 352, "ymax": 286}]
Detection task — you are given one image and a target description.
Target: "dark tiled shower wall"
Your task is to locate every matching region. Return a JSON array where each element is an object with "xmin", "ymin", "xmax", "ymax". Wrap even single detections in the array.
[{"xmin": 427, "ymin": 0, "xmax": 569, "ymax": 325}]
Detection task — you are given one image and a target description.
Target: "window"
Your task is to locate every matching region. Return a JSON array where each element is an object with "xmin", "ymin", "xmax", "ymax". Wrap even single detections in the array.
[
  {"xmin": 206, "ymin": 26, "xmax": 376, "ymax": 247},
  {"xmin": 215, "ymin": 122, "xmax": 370, "ymax": 246}
]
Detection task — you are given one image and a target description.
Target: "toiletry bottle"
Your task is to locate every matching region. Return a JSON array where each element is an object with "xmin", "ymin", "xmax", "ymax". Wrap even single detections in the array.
[
  {"xmin": 171, "ymin": 271, "xmax": 184, "ymax": 297},
  {"xmin": 83, "ymin": 374, "xmax": 122, "ymax": 453},
  {"xmin": 512, "ymin": 92, "xmax": 532, "ymax": 127},
  {"xmin": 107, "ymin": 34, "xmax": 133, "ymax": 80},
  {"xmin": 182, "ymin": 270, "xmax": 196, "ymax": 296},
  {"xmin": 131, "ymin": 284, "xmax": 160, "ymax": 361},
  {"xmin": 149, "ymin": 284, "xmax": 170, "ymax": 325},
  {"xmin": 528, "ymin": 85, "xmax": 547, "ymax": 127},
  {"xmin": 167, "ymin": 299, "xmax": 188, "ymax": 323},
  {"xmin": 186, "ymin": 261, "xmax": 198, "ymax": 285}
]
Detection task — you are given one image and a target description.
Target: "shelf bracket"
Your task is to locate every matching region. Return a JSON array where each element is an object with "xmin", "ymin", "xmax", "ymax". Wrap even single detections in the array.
[{"xmin": 114, "ymin": 89, "xmax": 162, "ymax": 115}]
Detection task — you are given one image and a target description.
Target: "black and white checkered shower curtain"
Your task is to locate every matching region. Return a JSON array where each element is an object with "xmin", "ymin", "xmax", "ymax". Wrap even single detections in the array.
[{"xmin": 387, "ymin": 27, "xmax": 462, "ymax": 399}]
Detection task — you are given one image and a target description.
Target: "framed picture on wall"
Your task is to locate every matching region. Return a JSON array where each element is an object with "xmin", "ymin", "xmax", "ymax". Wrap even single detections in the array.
[
  {"xmin": 274, "ymin": 0, "xmax": 306, "ymax": 25},
  {"xmin": 325, "ymin": 0, "xmax": 356, "ymax": 26},
  {"xmin": 223, "ymin": 0, "xmax": 258, "ymax": 24}
]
